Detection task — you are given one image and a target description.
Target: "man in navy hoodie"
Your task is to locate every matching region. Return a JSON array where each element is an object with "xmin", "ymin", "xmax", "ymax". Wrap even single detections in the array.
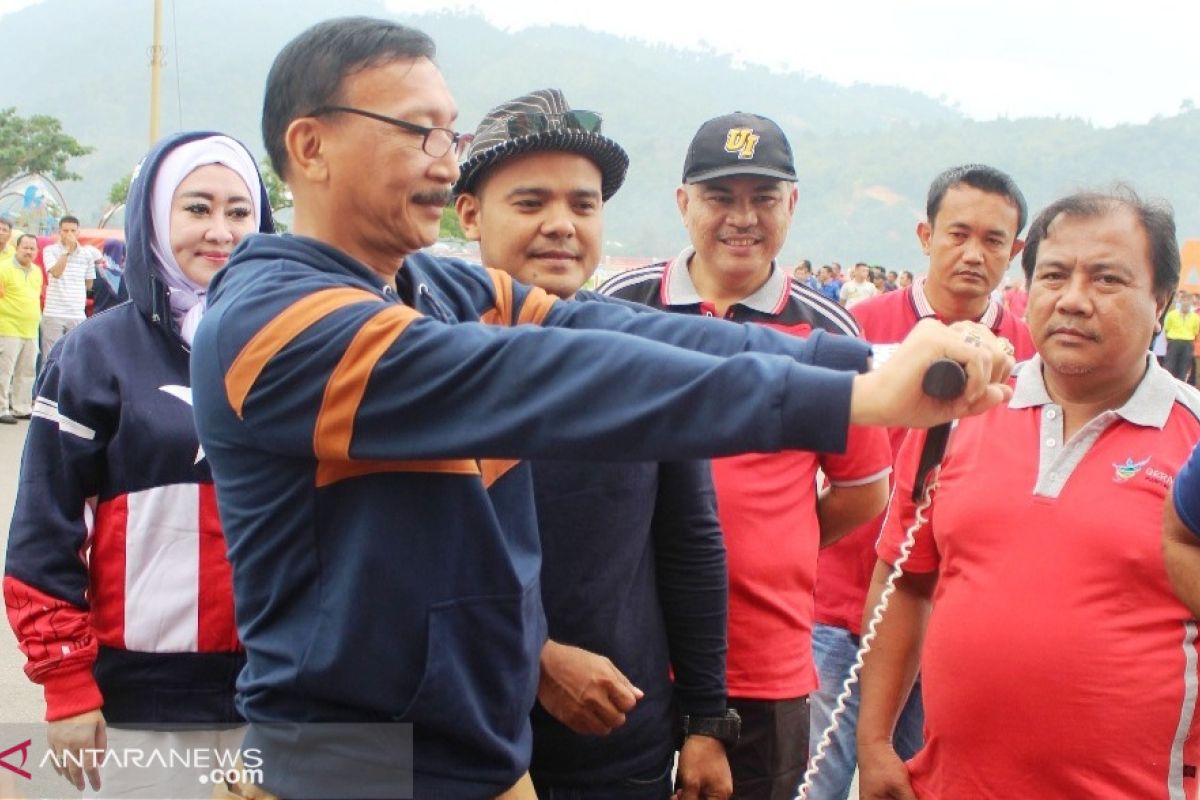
[
  {"xmin": 192, "ymin": 16, "xmax": 1015, "ymax": 800},
  {"xmin": 454, "ymin": 88, "xmax": 732, "ymax": 800}
]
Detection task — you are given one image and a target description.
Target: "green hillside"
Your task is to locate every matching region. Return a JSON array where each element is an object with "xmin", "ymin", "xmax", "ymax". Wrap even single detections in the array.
[{"xmin": 1, "ymin": 0, "xmax": 1195, "ymax": 267}]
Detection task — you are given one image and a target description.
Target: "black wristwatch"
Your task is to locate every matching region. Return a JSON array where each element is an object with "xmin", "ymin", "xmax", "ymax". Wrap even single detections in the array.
[{"xmin": 679, "ymin": 708, "xmax": 741, "ymax": 746}]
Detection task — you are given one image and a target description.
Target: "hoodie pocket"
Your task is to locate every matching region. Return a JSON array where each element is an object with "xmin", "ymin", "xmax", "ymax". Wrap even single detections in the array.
[{"xmin": 398, "ymin": 581, "xmax": 544, "ymax": 775}]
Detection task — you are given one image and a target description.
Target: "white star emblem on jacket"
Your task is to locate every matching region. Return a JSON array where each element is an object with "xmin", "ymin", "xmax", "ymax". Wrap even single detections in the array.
[{"xmin": 159, "ymin": 385, "xmax": 205, "ymax": 464}]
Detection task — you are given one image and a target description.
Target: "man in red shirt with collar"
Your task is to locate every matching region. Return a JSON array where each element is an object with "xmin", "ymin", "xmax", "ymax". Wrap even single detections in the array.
[
  {"xmin": 600, "ymin": 112, "xmax": 892, "ymax": 799},
  {"xmin": 807, "ymin": 164, "xmax": 1035, "ymax": 800},
  {"xmin": 859, "ymin": 188, "xmax": 1200, "ymax": 799}
]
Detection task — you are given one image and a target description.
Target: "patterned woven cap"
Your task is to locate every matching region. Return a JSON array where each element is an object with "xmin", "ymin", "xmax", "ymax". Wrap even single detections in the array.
[{"xmin": 455, "ymin": 88, "xmax": 630, "ymax": 201}]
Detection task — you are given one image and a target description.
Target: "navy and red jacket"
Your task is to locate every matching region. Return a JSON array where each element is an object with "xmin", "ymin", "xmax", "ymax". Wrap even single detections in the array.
[
  {"xmin": 4, "ymin": 131, "xmax": 274, "ymax": 725},
  {"xmin": 190, "ymin": 233, "xmax": 871, "ymax": 798}
]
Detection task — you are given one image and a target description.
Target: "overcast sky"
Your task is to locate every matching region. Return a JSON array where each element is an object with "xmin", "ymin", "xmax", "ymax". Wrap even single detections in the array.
[
  {"xmin": 382, "ymin": 0, "xmax": 1200, "ymax": 127},
  {"xmin": 3, "ymin": 0, "xmax": 1197, "ymax": 127}
]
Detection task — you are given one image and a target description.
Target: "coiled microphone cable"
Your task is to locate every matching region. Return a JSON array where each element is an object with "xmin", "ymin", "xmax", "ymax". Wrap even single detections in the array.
[{"xmin": 797, "ymin": 359, "xmax": 967, "ymax": 800}]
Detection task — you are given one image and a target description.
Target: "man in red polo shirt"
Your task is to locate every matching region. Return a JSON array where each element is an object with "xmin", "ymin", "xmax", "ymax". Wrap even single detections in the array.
[
  {"xmin": 807, "ymin": 164, "xmax": 1035, "ymax": 800},
  {"xmin": 859, "ymin": 189, "xmax": 1200, "ymax": 799},
  {"xmin": 600, "ymin": 112, "xmax": 892, "ymax": 799}
]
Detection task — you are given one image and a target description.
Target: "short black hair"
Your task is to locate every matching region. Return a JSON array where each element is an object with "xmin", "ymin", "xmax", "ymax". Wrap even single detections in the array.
[
  {"xmin": 15, "ymin": 233, "xmax": 37, "ymax": 247},
  {"xmin": 901, "ymin": 270, "xmax": 914, "ymax": 281},
  {"xmin": 59, "ymin": 215, "xmax": 79, "ymax": 228},
  {"xmin": 1021, "ymin": 185, "xmax": 1179, "ymax": 304},
  {"xmin": 262, "ymin": 16, "xmax": 437, "ymax": 178},
  {"xmin": 0, "ymin": 217, "xmax": 11, "ymax": 230},
  {"xmin": 927, "ymin": 164, "xmax": 1027, "ymax": 235}
]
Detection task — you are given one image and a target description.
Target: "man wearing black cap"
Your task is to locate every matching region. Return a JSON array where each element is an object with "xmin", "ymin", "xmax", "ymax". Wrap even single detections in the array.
[
  {"xmin": 455, "ymin": 88, "xmax": 734, "ymax": 800},
  {"xmin": 600, "ymin": 113, "xmax": 893, "ymax": 799}
]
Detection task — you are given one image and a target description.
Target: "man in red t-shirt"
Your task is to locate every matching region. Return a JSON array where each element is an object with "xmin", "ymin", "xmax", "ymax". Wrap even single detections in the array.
[
  {"xmin": 808, "ymin": 164, "xmax": 1034, "ymax": 800},
  {"xmin": 601, "ymin": 112, "xmax": 892, "ymax": 800},
  {"xmin": 859, "ymin": 189, "xmax": 1200, "ymax": 799}
]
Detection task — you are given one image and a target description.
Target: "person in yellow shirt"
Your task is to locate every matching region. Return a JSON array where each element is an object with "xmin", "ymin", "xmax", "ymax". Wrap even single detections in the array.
[
  {"xmin": 0, "ymin": 233, "xmax": 43, "ymax": 423},
  {"xmin": 0, "ymin": 217, "xmax": 14, "ymax": 269},
  {"xmin": 1163, "ymin": 290, "xmax": 1200, "ymax": 383}
]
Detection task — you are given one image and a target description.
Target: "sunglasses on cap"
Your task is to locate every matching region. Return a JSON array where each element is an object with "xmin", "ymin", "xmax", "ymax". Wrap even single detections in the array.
[{"xmin": 504, "ymin": 110, "xmax": 603, "ymax": 138}]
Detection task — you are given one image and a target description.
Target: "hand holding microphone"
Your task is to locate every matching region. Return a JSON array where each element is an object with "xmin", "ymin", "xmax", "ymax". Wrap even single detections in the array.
[{"xmin": 848, "ymin": 318, "xmax": 1014, "ymax": 431}]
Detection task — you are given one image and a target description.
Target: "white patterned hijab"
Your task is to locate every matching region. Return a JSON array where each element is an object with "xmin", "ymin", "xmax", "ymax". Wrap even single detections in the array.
[{"xmin": 148, "ymin": 135, "xmax": 261, "ymax": 344}]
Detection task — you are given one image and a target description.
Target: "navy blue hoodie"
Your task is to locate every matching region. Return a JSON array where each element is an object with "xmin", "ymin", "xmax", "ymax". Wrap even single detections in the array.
[
  {"xmin": 191, "ymin": 233, "xmax": 869, "ymax": 797},
  {"xmin": 5, "ymin": 131, "xmax": 273, "ymax": 725}
]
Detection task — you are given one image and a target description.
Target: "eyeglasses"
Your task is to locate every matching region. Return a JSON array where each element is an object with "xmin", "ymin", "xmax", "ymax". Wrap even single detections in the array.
[
  {"xmin": 503, "ymin": 110, "xmax": 603, "ymax": 138},
  {"xmin": 307, "ymin": 105, "xmax": 475, "ymax": 159}
]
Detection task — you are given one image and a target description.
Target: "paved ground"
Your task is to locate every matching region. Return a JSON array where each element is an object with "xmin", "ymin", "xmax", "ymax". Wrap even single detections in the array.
[
  {"xmin": 0, "ymin": 420, "xmax": 79, "ymax": 798},
  {"xmin": 0, "ymin": 420, "xmax": 44, "ymax": 724}
]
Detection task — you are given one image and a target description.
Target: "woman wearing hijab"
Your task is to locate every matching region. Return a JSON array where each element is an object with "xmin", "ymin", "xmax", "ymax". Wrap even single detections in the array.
[{"xmin": 4, "ymin": 132, "xmax": 273, "ymax": 797}]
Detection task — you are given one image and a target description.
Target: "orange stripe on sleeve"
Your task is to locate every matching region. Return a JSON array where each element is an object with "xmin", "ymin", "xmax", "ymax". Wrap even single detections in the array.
[
  {"xmin": 480, "ymin": 268, "xmax": 515, "ymax": 327},
  {"xmin": 481, "ymin": 458, "xmax": 521, "ymax": 489},
  {"xmin": 515, "ymin": 285, "xmax": 558, "ymax": 326},
  {"xmin": 225, "ymin": 287, "xmax": 380, "ymax": 419},
  {"xmin": 316, "ymin": 458, "xmax": 480, "ymax": 488},
  {"xmin": 313, "ymin": 304, "xmax": 421, "ymax": 460}
]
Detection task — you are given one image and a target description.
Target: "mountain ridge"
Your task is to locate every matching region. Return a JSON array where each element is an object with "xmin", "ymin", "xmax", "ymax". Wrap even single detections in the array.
[{"xmin": 0, "ymin": 0, "xmax": 1195, "ymax": 266}]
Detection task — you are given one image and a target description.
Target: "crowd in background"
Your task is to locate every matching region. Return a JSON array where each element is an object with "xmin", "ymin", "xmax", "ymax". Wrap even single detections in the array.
[
  {"xmin": 0, "ymin": 215, "xmax": 128, "ymax": 424},
  {"xmin": 792, "ymin": 260, "xmax": 916, "ymax": 309}
]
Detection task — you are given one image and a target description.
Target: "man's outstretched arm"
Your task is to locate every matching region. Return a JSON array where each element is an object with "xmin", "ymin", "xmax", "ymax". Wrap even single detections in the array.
[{"xmin": 1164, "ymin": 442, "xmax": 1200, "ymax": 617}]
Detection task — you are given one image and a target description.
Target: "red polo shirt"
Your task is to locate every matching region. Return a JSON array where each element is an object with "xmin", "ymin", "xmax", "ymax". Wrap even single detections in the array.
[
  {"xmin": 814, "ymin": 277, "xmax": 1035, "ymax": 634},
  {"xmin": 878, "ymin": 356, "xmax": 1200, "ymax": 799},
  {"xmin": 600, "ymin": 248, "xmax": 891, "ymax": 698}
]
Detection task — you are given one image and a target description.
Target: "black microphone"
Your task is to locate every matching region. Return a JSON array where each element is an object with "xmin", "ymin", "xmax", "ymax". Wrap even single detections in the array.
[{"xmin": 912, "ymin": 359, "xmax": 967, "ymax": 501}]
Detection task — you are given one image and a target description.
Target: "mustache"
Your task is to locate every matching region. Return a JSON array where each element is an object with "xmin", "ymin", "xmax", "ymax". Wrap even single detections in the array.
[
  {"xmin": 412, "ymin": 188, "xmax": 452, "ymax": 206},
  {"xmin": 1046, "ymin": 323, "xmax": 1100, "ymax": 340}
]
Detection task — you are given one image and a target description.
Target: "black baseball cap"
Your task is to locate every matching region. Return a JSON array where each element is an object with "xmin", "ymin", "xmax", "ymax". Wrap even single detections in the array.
[{"xmin": 681, "ymin": 112, "xmax": 797, "ymax": 184}]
